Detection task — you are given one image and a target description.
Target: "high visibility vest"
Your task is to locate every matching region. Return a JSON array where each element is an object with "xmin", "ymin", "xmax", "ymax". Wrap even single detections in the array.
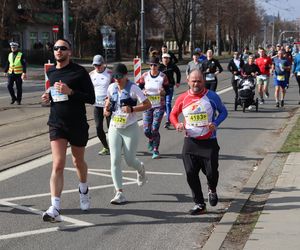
[{"xmin": 8, "ymin": 52, "xmax": 23, "ymax": 74}]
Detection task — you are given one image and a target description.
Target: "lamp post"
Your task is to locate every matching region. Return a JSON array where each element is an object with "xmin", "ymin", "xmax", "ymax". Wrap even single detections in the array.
[
  {"xmin": 141, "ymin": 0, "xmax": 146, "ymax": 63},
  {"xmin": 62, "ymin": 0, "xmax": 69, "ymax": 40}
]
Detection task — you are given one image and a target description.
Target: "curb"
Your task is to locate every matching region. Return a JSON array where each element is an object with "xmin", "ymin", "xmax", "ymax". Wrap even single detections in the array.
[{"xmin": 202, "ymin": 107, "xmax": 300, "ymax": 250}]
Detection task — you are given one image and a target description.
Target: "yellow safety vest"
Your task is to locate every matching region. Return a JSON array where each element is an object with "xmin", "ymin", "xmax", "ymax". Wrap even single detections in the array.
[{"xmin": 8, "ymin": 52, "xmax": 23, "ymax": 74}]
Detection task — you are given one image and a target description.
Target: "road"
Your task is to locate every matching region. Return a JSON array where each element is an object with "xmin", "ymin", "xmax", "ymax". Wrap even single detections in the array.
[{"xmin": 0, "ymin": 64, "xmax": 299, "ymax": 249}]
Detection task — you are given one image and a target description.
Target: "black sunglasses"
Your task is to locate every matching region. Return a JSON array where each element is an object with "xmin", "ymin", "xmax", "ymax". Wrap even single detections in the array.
[
  {"xmin": 93, "ymin": 64, "xmax": 102, "ymax": 67},
  {"xmin": 150, "ymin": 64, "xmax": 158, "ymax": 67},
  {"xmin": 53, "ymin": 46, "xmax": 69, "ymax": 51}
]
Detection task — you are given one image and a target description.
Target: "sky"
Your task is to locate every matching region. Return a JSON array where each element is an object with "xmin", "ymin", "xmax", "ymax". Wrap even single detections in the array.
[{"xmin": 256, "ymin": 0, "xmax": 300, "ymax": 21}]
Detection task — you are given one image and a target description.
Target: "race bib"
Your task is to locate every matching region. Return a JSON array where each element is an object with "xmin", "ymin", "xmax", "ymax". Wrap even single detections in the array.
[
  {"xmin": 297, "ymin": 72, "xmax": 300, "ymax": 76},
  {"xmin": 187, "ymin": 112, "xmax": 209, "ymax": 127},
  {"xmin": 50, "ymin": 87, "xmax": 68, "ymax": 102},
  {"xmin": 96, "ymin": 95, "xmax": 106, "ymax": 107},
  {"xmin": 277, "ymin": 75, "xmax": 285, "ymax": 81},
  {"xmin": 148, "ymin": 95, "xmax": 161, "ymax": 107},
  {"xmin": 112, "ymin": 113, "xmax": 128, "ymax": 128},
  {"xmin": 206, "ymin": 73, "xmax": 215, "ymax": 81}
]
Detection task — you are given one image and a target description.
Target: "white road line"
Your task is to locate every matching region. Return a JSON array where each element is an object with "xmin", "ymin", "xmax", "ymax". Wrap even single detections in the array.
[
  {"xmin": 0, "ymin": 200, "xmax": 94, "ymax": 241},
  {"xmin": 2, "ymin": 181, "xmax": 136, "ymax": 202},
  {"xmin": 88, "ymin": 168, "xmax": 183, "ymax": 176},
  {"xmin": 65, "ymin": 167, "xmax": 137, "ymax": 182}
]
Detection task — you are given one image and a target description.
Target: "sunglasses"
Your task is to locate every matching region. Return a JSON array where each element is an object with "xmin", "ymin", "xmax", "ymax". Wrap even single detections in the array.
[
  {"xmin": 112, "ymin": 73, "xmax": 124, "ymax": 79},
  {"xmin": 53, "ymin": 46, "xmax": 69, "ymax": 51},
  {"xmin": 94, "ymin": 64, "xmax": 102, "ymax": 67},
  {"xmin": 150, "ymin": 64, "xmax": 158, "ymax": 67}
]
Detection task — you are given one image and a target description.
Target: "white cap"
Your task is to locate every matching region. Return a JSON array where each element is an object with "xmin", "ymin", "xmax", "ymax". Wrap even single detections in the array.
[
  {"xmin": 92, "ymin": 55, "xmax": 104, "ymax": 65},
  {"xmin": 162, "ymin": 53, "xmax": 170, "ymax": 58},
  {"xmin": 10, "ymin": 42, "xmax": 19, "ymax": 48}
]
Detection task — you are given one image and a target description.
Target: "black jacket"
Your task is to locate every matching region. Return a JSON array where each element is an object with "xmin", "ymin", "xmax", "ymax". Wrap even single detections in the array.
[
  {"xmin": 158, "ymin": 62, "xmax": 181, "ymax": 87},
  {"xmin": 201, "ymin": 58, "xmax": 223, "ymax": 75},
  {"xmin": 227, "ymin": 58, "xmax": 244, "ymax": 75}
]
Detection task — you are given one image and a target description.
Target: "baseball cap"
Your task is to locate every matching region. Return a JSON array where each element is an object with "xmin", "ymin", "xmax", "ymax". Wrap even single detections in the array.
[
  {"xmin": 92, "ymin": 55, "xmax": 104, "ymax": 65},
  {"xmin": 162, "ymin": 53, "xmax": 170, "ymax": 58},
  {"xmin": 10, "ymin": 42, "xmax": 19, "ymax": 48},
  {"xmin": 112, "ymin": 63, "xmax": 128, "ymax": 79},
  {"xmin": 194, "ymin": 47, "xmax": 202, "ymax": 52},
  {"xmin": 147, "ymin": 56, "xmax": 159, "ymax": 65}
]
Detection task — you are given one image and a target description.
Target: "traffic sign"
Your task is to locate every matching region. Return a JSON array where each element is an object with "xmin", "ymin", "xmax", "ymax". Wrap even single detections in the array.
[{"xmin": 52, "ymin": 25, "xmax": 59, "ymax": 33}]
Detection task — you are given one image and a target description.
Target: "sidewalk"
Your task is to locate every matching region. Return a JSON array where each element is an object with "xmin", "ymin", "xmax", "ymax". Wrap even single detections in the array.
[{"xmin": 244, "ymin": 152, "xmax": 300, "ymax": 250}]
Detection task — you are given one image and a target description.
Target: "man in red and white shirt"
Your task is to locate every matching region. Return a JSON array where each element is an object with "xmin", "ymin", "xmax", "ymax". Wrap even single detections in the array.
[
  {"xmin": 255, "ymin": 47, "xmax": 272, "ymax": 104},
  {"xmin": 170, "ymin": 69, "xmax": 227, "ymax": 215}
]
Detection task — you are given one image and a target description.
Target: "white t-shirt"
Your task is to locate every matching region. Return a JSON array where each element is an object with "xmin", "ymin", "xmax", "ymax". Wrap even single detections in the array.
[
  {"xmin": 90, "ymin": 68, "xmax": 113, "ymax": 107},
  {"xmin": 107, "ymin": 81, "xmax": 147, "ymax": 128},
  {"xmin": 140, "ymin": 71, "xmax": 168, "ymax": 108}
]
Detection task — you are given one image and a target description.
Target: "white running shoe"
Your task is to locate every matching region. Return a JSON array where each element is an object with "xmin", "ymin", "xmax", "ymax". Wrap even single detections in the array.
[
  {"xmin": 137, "ymin": 162, "xmax": 147, "ymax": 186},
  {"xmin": 79, "ymin": 187, "xmax": 90, "ymax": 211},
  {"xmin": 248, "ymin": 105, "xmax": 253, "ymax": 110},
  {"xmin": 110, "ymin": 191, "xmax": 127, "ymax": 205},
  {"xmin": 42, "ymin": 205, "xmax": 63, "ymax": 222}
]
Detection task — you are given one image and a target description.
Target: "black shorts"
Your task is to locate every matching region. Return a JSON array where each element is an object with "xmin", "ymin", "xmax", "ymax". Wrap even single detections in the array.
[{"xmin": 49, "ymin": 125, "xmax": 89, "ymax": 147}]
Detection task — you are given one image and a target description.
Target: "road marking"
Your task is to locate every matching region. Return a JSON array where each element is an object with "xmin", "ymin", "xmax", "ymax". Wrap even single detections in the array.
[
  {"xmin": 2, "ymin": 181, "xmax": 136, "ymax": 202},
  {"xmin": 0, "ymin": 200, "xmax": 94, "ymax": 240},
  {"xmin": 88, "ymin": 168, "xmax": 183, "ymax": 176}
]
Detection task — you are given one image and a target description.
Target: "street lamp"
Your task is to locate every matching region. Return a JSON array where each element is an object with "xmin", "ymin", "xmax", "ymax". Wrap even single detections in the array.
[
  {"xmin": 141, "ymin": 0, "xmax": 146, "ymax": 63},
  {"xmin": 62, "ymin": 0, "xmax": 69, "ymax": 40}
]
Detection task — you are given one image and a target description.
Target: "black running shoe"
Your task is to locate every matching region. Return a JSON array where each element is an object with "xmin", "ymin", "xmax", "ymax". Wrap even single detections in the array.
[
  {"xmin": 189, "ymin": 203, "xmax": 206, "ymax": 215},
  {"xmin": 276, "ymin": 102, "xmax": 280, "ymax": 108},
  {"xmin": 208, "ymin": 189, "xmax": 218, "ymax": 207},
  {"xmin": 164, "ymin": 122, "xmax": 170, "ymax": 129},
  {"xmin": 281, "ymin": 100, "xmax": 284, "ymax": 107}
]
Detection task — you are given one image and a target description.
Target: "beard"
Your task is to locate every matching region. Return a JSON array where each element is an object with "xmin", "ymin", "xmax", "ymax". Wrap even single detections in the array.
[
  {"xmin": 55, "ymin": 54, "xmax": 68, "ymax": 62},
  {"xmin": 192, "ymin": 87, "xmax": 201, "ymax": 93}
]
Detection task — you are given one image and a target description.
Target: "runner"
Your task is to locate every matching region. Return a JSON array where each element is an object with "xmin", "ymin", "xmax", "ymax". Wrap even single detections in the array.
[
  {"xmin": 194, "ymin": 48, "xmax": 207, "ymax": 63},
  {"xmin": 90, "ymin": 54, "xmax": 113, "ymax": 155},
  {"xmin": 138, "ymin": 57, "xmax": 169, "ymax": 159},
  {"xmin": 293, "ymin": 48, "xmax": 300, "ymax": 104},
  {"xmin": 159, "ymin": 44, "xmax": 178, "ymax": 64},
  {"xmin": 240, "ymin": 46, "xmax": 252, "ymax": 64},
  {"xmin": 158, "ymin": 53, "xmax": 181, "ymax": 129},
  {"xmin": 186, "ymin": 51, "xmax": 202, "ymax": 77},
  {"xmin": 201, "ymin": 49, "xmax": 223, "ymax": 91},
  {"xmin": 41, "ymin": 39, "xmax": 95, "ymax": 222},
  {"xmin": 170, "ymin": 69, "xmax": 228, "ymax": 215},
  {"xmin": 227, "ymin": 51, "xmax": 244, "ymax": 100},
  {"xmin": 284, "ymin": 45, "xmax": 293, "ymax": 88},
  {"xmin": 255, "ymin": 47, "xmax": 272, "ymax": 104},
  {"xmin": 271, "ymin": 49, "xmax": 291, "ymax": 107},
  {"xmin": 104, "ymin": 63, "xmax": 151, "ymax": 204}
]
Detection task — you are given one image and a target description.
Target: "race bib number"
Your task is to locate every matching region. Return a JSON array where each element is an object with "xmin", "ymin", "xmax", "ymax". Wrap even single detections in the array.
[
  {"xmin": 277, "ymin": 75, "xmax": 285, "ymax": 81},
  {"xmin": 206, "ymin": 73, "xmax": 215, "ymax": 81},
  {"xmin": 96, "ymin": 95, "xmax": 106, "ymax": 107},
  {"xmin": 50, "ymin": 87, "xmax": 68, "ymax": 102},
  {"xmin": 112, "ymin": 113, "xmax": 128, "ymax": 128},
  {"xmin": 187, "ymin": 112, "xmax": 209, "ymax": 127},
  {"xmin": 148, "ymin": 95, "xmax": 161, "ymax": 107}
]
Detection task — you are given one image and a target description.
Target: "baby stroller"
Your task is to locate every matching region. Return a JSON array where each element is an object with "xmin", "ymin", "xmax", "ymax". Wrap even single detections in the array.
[{"xmin": 234, "ymin": 76, "xmax": 258, "ymax": 112}]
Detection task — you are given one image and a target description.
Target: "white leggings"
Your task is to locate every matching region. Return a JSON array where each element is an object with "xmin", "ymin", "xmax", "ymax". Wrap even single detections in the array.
[{"xmin": 108, "ymin": 122, "xmax": 142, "ymax": 190}]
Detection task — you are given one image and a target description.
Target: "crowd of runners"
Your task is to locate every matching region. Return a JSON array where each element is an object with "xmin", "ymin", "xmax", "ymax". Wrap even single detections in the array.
[{"xmin": 35, "ymin": 39, "xmax": 300, "ymax": 221}]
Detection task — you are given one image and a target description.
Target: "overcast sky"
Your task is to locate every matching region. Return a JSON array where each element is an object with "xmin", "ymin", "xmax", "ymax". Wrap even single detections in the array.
[{"xmin": 256, "ymin": 0, "xmax": 300, "ymax": 20}]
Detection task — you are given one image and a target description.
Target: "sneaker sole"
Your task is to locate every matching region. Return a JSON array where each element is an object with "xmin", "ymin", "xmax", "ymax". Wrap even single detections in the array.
[
  {"xmin": 110, "ymin": 200, "xmax": 127, "ymax": 205},
  {"xmin": 42, "ymin": 213, "xmax": 63, "ymax": 222}
]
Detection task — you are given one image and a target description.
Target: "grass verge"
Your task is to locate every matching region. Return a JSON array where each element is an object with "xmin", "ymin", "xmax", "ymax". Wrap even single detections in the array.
[{"xmin": 281, "ymin": 115, "xmax": 300, "ymax": 153}]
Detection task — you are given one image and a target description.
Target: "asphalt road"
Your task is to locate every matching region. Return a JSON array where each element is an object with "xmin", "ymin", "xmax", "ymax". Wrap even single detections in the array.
[{"xmin": 0, "ymin": 65, "xmax": 299, "ymax": 249}]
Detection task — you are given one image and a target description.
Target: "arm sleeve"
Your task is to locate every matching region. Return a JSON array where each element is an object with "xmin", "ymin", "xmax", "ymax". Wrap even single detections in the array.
[
  {"xmin": 170, "ymin": 94, "xmax": 183, "ymax": 128},
  {"xmin": 227, "ymin": 61, "xmax": 232, "ymax": 72},
  {"xmin": 216, "ymin": 60, "xmax": 223, "ymax": 73},
  {"xmin": 174, "ymin": 65, "xmax": 181, "ymax": 83},
  {"xmin": 21, "ymin": 54, "xmax": 26, "ymax": 73},
  {"xmin": 70, "ymin": 69, "xmax": 95, "ymax": 104},
  {"xmin": 211, "ymin": 92, "xmax": 228, "ymax": 127}
]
